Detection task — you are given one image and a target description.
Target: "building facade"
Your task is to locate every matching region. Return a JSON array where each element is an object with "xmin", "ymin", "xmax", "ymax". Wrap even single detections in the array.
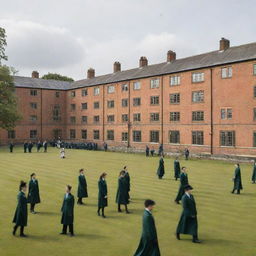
[{"xmin": 1, "ymin": 38, "xmax": 256, "ymax": 156}]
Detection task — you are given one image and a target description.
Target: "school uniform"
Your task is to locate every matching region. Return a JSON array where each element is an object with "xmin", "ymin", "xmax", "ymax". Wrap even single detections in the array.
[{"xmin": 61, "ymin": 193, "xmax": 75, "ymax": 235}]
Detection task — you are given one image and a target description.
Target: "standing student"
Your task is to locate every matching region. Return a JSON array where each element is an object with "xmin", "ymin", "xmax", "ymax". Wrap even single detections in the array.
[
  {"xmin": 133, "ymin": 200, "xmax": 161, "ymax": 256},
  {"xmin": 116, "ymin": 170, "xmax": 130, "ymax": 214},
  {"xmin": 77, "ymin": 169, "xmax": 88, "ymax": 205},
  {"xmin": 37, "ymin": 141, "xmax": 41, "ymax": 152},
  {"xmin": 176, "ymin": 185, "xmax": 201, "ymax": 243},
  {"xmin": 43, "ymin": 140, "xmax": 48, "ymax": 152},
  {"xmin": 28, "ymin": 141, "xmax": 33, "ymax": 153},
  {"xmin": 251, "ymin": 160, "xmax": 256, "ymax": 184},
  {"xmin": 60, "ymin": 185, "xmax": 75, "ymax": 236},
  {"xmin": 150, "ymin": 148, "xmax": 155, "ymax": 157},
  {"xmin": 9, "ymin": 142, "xmax": 14, "ymax": 153},
  {"xmin": 123, "ymin": 166, "xmax": 130, "ymax": 200},
  {"xmin": 184, "ymin": 148, "xmax": 190, "ymax": 160},
  {"xmin": 146, "ymin": 145, "xmax": 150, "ymax": 157},
  {"xmin": 158, "ymin": 144, "xmax": 163, "ymax": 156},
  {"xmin": 60, "ymin": 148, "xmax": 65, "ymax": 158},
  {"xmin": 12, "ymin": 181, "xmax": 28, "ymax": 237},
  {"xmin": 103, "ymin": 142, "xmax": 108, "ymax": 152},
  {"xmin": 175, "ymin": 167, "xmax": 189, "ymax": 204},
  {"xmin": 23, "ymin": 141, "xmax": 28, "ymax": 153},
  {"xmin": 174, "ymin": 157, "xmax": 181, "ymax": 181},
  {"xmin": 231, "ymin": 163, "xmax": 243, "ymax": 194},
  {"xmin": 27, "ymin": 173, "xmax": 41, "ymax": 214},
  {"xmin": 157, "ymin": 156, "xmax": 165, "ymax": 179},
  {"xmin": 97, "ymin": 173, "xmax": 108, "ymax": 218}
]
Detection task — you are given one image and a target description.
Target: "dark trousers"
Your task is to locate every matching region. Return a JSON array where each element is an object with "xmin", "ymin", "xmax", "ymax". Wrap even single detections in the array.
[
  {"xmin": 30, "ymin": 203, "xmax": 35, "ymax": 211},
  {"xmin": 118, "ymin": 204, "xmax": 129, "ymax": 212},
  {"xmin": 13, "ymin": 225, "xmax": 25, "ymax": 235},
  {"xmin": 62, "ymin": 224, "xmax": 74, "ymax": 234},
  {"xmin": 232, "ymin": 188, "xmax": 240, "ymax": 194},
  {"xmin": 77, "ymin": 197, "xmax": 83, "ymax": 204},
  {"xmin": 97, "ymin": 207, "xmax": 105, "ymax": 216}
]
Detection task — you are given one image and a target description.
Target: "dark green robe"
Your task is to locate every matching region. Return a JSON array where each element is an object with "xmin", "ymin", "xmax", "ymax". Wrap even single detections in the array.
[
  {"xmin": 61, "ymin": 193, "xmax": 74, "ymax": 225},
  {"xmin": 27, "ymin": 179, "xmax": 41, "ymax": 204},
  {"xmin": 174, "ymin": 160, "xmax": 181, "ymax": 179},
  {"xmin": 157, "ymin": 158, "xmax": 165, "ymax": 178},
  {"xmin": 116, "ymin": 177, "xmax": 129, "ymax": 205},
  {"xmin": 134, "ymin": 210, "xmax": 161, "ymax": 256},
  {"xmin": 233, "ymin": 167, "xmax": 243, "ymax": 190},
  {"xmin": 175, "ymin": 172, "xmax": 189, "ymax": 201},
  {"xmin": 252, "ymin": 165, "xmax": 256, "ymax": 182},
  {"xmin": 176, "ymin": 194, "xmax": 198, "ymax": 236},
  {"xmin": 77, "ymin": 175, "xmax": 88, "ymax": 198},
  {"xmin": 98, "ymin": 179, "xmax": 108, "ymax": 208},
  {"xmin": 124, "ymin": 171, "xmax": 130, "ymax": 192},
  {"xmin": 13, "ymin": 191, "xmax": 28, "ymax": 226}
]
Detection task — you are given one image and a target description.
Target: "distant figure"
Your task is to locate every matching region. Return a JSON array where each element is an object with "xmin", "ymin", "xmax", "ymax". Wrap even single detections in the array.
[
  {"xmin": 28, "ymin": 141, "xmax": 33, "ymax": 153},
  {"xmin": 157, "ymin": 156, "xmax": 165, "ymax": 179},
  {"xmin": 175, "ymin": 167, "xmax": 189, "ymax": 204},
  {"xmin": 57, "ymin": 139, "xmax": 61, "ymax": 148},
  {"xmin": 60, "ymin": 148, "xmax": 65, "ymax": 159},
  {"xmin": 60, "ymin": 185, "xmax": 75, "ymax": 236},
  {"xmin": 123, "ymin": 166, "xmax": 130, "ymax": 200},
  {"xmin": 77, "ymin": 169, "xmax": 88, "ymax": 205},
  {"xmin": 251, "ymin": 160, "xmax": 256, "ymax": 184},
  {"xmin": 23, "ymin": 141, "xmax": 28, "ymax": 153},
  {"xmin": 176, "ymin": 185, "xmax": 201, "ymax": 243},
  {"xmin": 27, "ymin": 173, "xmax": 41, "ymax": 214},
  {"xmin": 12, "ymin": 181, "xmax": 28, "ymax": 237},
  {"xmin": 133, "ymin": 200, "xmax": 160, "ymax": 256},
  {"xmin": 43, "ymin": 140, "xmax": 48, "ymax": 152},
  {"xmin": 97, "ymin": 173, "xmax": 108, "ymax": 218},
  {"xmin": 184, "ymin": 148, "xmax": 190, "ymax": 160},
  {"xmin": 231, "ymin": 163, "xmax": 243, "ymax": 194},
  {"xmin": 103, "ymin": 142, "xmax": 108, "ymax": 152},
  {"xmin": 150, "ymin": 148, "xmax": 155, "ymax": 157},
  {"xmin": 37, "ymin": 141, "xmax": 41, "ymax": 152},
  {"xmin": 145, "ymin": 145, "xmax": 149, "ymax": 157},
  {"xmin": 9, "ymin": 142, "xmax": 14, "ymax": 153},
  {"xmin": 158, "ymin": 144, "xmax": 163, "ymax": 156},
  {"xmin": 174, "ymin": 157, "xmax": 181, "ymax": 181}
]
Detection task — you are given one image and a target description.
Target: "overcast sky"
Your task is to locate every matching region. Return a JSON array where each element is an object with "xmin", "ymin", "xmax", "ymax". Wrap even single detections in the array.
[{"xmin": 1, "ymin": 0, "xmax": 255, "ymax": 80}]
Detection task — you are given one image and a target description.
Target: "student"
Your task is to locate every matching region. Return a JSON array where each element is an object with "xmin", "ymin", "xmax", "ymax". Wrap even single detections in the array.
[
  {"xmin": 37, "ymin": 140, "xmax": 41, "ymax": 152},
  {"xmin": 60, "ymin": 185, "xmax": 75, "ymax": 236},
  {"xmin": 176, "ymin": 185, "xmax": 201, "ymax": 243},
  {"xmin": 116, "ymin": 170, "xmax": 130, "ymax": 214},
  {"xmin": 145, "ymin": 145, "xmax": 150, "ymax": 157},
  {"xmin": 158, "ymin": 144, "xmax": 163, "ymax": 156},
  {"xmin": 27, "ymin": 173, "xmax": 41, "ymax": 214},
  {"xmin": 12, "ymin": 181, "xmax": 28, "ymax": 237},
  {"xmin": 77, "ymin": 169, "xmax": 88, "ymax": 205},
  {"xmin": 103, "ymin": 142, "xmax": 108, "ymax": 152},
  {"xmin": 9, "ymin": 142, "xmax": 14, "ymax": 153},
  {"xmin": 251, "ymin": 160, "xmax": 256, "ymax": 184},
  {"xmin": 231, "ymin": 163, "xmax": 243, "ymax": 194},
  {"xmin": 60, "ymin": 148, "xmax": 65, "ymax": 158},
  {"xmin": 157, "ymin": 156, "xmax": 165, "ymax": 179},
  {"xmin": 23, "ymin": 141, "xmax": 28, "ymax": 153},
  {"xmin": 97, "ymin": 173, "xmax": 108, "ymax": 218},
  {"xmin": 175, "ymin": 167, "xmax": 189, "ymax": 204},
  {"xmin": 174, "ymin": 157, "xmax": 181, "ymax": 181},
  {"xmin": 28, "ymin": 141, "xmax": 33, "ymax": 153},
  {"xmin": 133, "ymin": 200, "xmax": 161, "ymax": 256},
  {"xmin": 43, "ymin": 140, "xmax": 48, "ymax": 153},
  {"xmin": 123, "ymin": 166, "xmax": 130, "ymax": 200},
  {"xmin": 184, "ymin": 148, "xmax": 190, "ymax": 160},
  {"xmin": 150, "ymin": 148, "xmax": 155, "ymax": 157}
]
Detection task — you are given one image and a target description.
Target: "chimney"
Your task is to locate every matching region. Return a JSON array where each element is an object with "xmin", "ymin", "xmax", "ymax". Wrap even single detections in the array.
[
  {"xmin": 139, "ymin": 56, "xmax": 148, "ymax": 68},
  {"xmin": 219, "ymin": 38, "xmax": 230, "ymax": 51},
  {"xmin": 32, "ymin": 71, "xmax": 39, "ymax": 78},
  {"xmin": 87, "ymin": 68, "xmax": 95, "ymax": 79},
  {"xmin": 167, "ymin": 50, "xmax": 176, "ymax": 62},
  {"xmin": 113, "ymin": 61, "xmax": 121, "ymax": 73}
]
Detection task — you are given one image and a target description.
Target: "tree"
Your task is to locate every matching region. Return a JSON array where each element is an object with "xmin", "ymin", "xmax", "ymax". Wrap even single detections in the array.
[
  {"xmin": 0, "ymin": 27, "xmax": 7, "ymax": 65},
  {"xmin": 41, "ymin": 73, "xmax": 74, "ymax": 82}
]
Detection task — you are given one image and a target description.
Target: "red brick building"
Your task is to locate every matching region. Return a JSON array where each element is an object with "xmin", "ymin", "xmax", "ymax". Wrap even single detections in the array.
[{"xmin": 1, "ymin": 38, "xmax": 256, "ymax": 156}]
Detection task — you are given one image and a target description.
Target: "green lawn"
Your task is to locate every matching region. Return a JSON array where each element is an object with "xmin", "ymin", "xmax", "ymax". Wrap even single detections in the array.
[{"xmin": 0, "ymin": 146, "xmax": 255, "ymax": 256}]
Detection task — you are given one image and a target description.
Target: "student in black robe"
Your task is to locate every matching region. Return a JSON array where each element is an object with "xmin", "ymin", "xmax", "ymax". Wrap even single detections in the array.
[
  {"xmin": 12, "ymin": 181, "xmax": 28, "ymax": 237},
  {"xmin": 123, "ymin": 166, "xmax": 130, "ymax": 200},
  {"xmin": 184, "ymin": 148, "xmax": 190, "ymax": 160},
  {"xmin": 174, "ymin": 157, "xmax": 181, "ymax": 180},
  {"xmin": 77, "ymin": 169, "xmax": 88, "ymax": 205},
  {"xmin": 146, "ymin": 145, "xmax": 150, "ymax": 157},
  {"xmin": 27, "ymin": 173, "xmax": 41, "ymax": 214},
  {"xmin": 251, "ymin": 160, "xmax": 256, "ymax": 184},
  {"xmin": 175, "ymin": 167, "xmax": 189, "ymax": 204},
  {"xmin": 231, "ymin": 163, "xmax": 243, "ymax": 194},
  {"xmin": 116, "ymin": 170, "xmax": 130, "ymax": 213},
  {"xmin": 9, "ymin": 142, "xmax": 14, "ymax": 153},
  {"xmin": 157, "ymin": 156, "xmax": 165, "ymax": 179},
  {"xmin": 150, "ymin": 148, "xmax": 155, "ymax": 157},
  {"xmin": 176, "ymin": 185, "xmax": 201, "ymax": 243},
  {"xmin": 158, "ymin": 144, "xmax": 163, "ymax": 156},
  {"xmin": 97, "ymin": 173, "xmax": 108, "ymax": 218},
  {"xmin": 43, "ymin": 140, "xmax": 48, "ymax": 152},
  {"xmin": 23, "ymin": 141, "xmax": 28, "ymax": 153},
  {"xmin": 37, "ymin": 141, "xmax": 41, "ymax": 152},
  {"xmin": 28, "ymin": 141, "xmax": 33, "ymax": 153},
  {"xmin": 103, "ymin": 142, "xmax": 108, "ymax": 151}
]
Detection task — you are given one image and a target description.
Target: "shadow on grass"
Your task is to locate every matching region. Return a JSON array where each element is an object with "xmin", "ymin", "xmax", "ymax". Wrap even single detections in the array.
[
  {"xmin": 77, "ymin": 233, "xmax": 106, "ymax": 239},
  {"xmin": 37, "ymin": 211, "xmax": 59, "ymax": 216},
  {"xmin": 24, "ymin": 235, "xmax": 59, "ymax": 241},
  {"xmin": 203, "ymin": 238, "xmax": 240, "ymax": 246}
]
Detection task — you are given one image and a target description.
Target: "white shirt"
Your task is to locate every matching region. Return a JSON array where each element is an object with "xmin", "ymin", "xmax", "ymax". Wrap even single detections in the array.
[
  {"xmin": 65, "ymin": 193, "xmax": 69, "ymax": 199},
  {"xmin": 145, "ymin": 208, "xmax": 152, "ymax": 214},
  {"xmin": 185, "ymin": 192, "xmax": 191, "ymax": 198}
]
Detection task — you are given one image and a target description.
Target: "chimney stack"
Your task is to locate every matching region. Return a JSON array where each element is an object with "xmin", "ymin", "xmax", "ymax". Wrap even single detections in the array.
[
  {"xmin": 219, "ymin": 38, "xmax": 230, "ymax": 51},
  {"xmin": 32, "ymin": 71, "xmax": 39, "ymax": 79},
  {"xmin": 87, "ymin": 68, "xmax": 95, "ymax": 79},
  {"xmin": 167, "ymin": 50, "xmax": 176, "ymax": 62},
  {"xmin": 139, "ymin": 56, "xmax": 148, "ymax": 68},
  {"xmin": 113, "ymin": 61, "xmax": 121, "ymax": 73}
]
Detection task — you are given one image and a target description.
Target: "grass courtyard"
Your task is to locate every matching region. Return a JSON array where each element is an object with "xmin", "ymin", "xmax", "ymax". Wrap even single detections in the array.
[{"xmin": 0, "ymin": 146, "xmax": 255, "ymax": 256}]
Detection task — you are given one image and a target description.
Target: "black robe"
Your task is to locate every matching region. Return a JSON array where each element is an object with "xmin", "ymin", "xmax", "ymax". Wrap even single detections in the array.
[
  {"xmin": 61, "ymin": 193, "xmax": 74, "ymax": 225},
  {"xmin": 157, "ymin": 158, "xmax": 165, "ymax": 178},
  {"xmin": 252, "ymin": 165, "xmax": 256, "ymax": 182},
  {"xmin": 98, "ymin": 179, "xmax": 108, "ymax": 208},
  {"xmin": 13, "ymin": 191, "xmax": 28, "ymax": 226},
  {"xmin": 77, "ymin": 174, "xmax": 88, "ymax": 198},
  {"xmin": 27, "ymin": 179, "xmax": 41, "ymax": 204},
  {"xmin": 116, "ymin": 177, "xmax": 129, "ymax": 205},
  {"xmin": 175, "ymin": 172, "xmax": 189, "ymax": 201},
  {"xmin": 233, "ymin": 167, "xmax": 243, "ymax": 190},
  {"xmin": 174, "ymin": 160, "xmax": 181, "ymax": 179}
]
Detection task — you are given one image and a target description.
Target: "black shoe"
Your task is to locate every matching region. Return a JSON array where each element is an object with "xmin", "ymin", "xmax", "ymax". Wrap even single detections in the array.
[
  {"xmin": 176, "ymin": 233, "xmax": 180, "ymax": 240},
  {"xmin": 97, "ymin": 211, "xmax": 100, "ymax": 216},
  {"xmin": 69, "ymin": 233, "xmax": 75, "ymax": 237},
  {"xmin": 126, "ymin": 211, "xmax": 130, "ymax": 214},
  {"xmin": 231, "ymin": 191, "xmax": 234, "ymax": 194},
  {"xmin": 118, "ymin": 209, "xmax": 122, "ymax": 213},
  {"xmin": 192, "ymin": 239, "xmax": 201, "ymax": 243},
  {"xmin": 102, "ymin": 215, "xmax": 106, "ymax": 218},
  {"xmin": 60, "ymin": 232, "xmax": 67, "ymax": 235},
  {"xmin": 20, "ymin": 234, "xmax": 27, "ymax": 237},
  {"xmin": 175, "ymin": 200, "xmax": 180, "ymax": 204},
  {"xmin": 12, "ymin": 229, "xmax": 16, "ymax": 236}
]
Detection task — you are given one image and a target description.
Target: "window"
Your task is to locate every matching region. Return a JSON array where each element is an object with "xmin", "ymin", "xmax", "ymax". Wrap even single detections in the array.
[
  {"xmin": 122, "ymin": 99, "xmax": 128, "ymax": 107},
  {"xmin": 70, "ymin": 104, "xmax": 76, "ymax": 111},
  {"xmin": 170, "ymin": 93, "xmax": 180, "ymax": 104},
  {"xmin": 221, "ymin": 108, "xmax": 232, "ymax": 120},
  {"xmin": 107, "ymin": 100, "xmax": 115, "ymax": 108},
  {"xmin": 82, "ymin": 116, "xmax": 87, "ymax": 124},
  {"xmin": 81, "ymin": 103, "xmax": 87, "ymax": 110},
  {"xmin": 192, "ymin": 72, "xmax": 204, "ymax": 83},
  {"xmin": 254, "ymin": 86, "xmax": 256, "ymax": 98},
  {"xmin": 133, "ymin": 97, "xmax": 141, "ymax": 106},
  {"xmin": 150, "ymin": 113, "xmax": 160, "ymax": 121},
  {"xmin": 133, "ymin": 113, "xmax": 141, "ymax": 122},
  {"xmin": 133, "ymin": 131, "xmax": 141, "ymax": 142},
  {"xmin": 107, "ymin": 130, "xmax": 114, "ymax": 140},
  {"xmin": 133, "ymin": 81, "xmax": 141, "ymax": 90},
  {"xmin": 55, "ymin": 91, "xmax": 60, "ymax": 98},
  {"xmin": 8, "ymin": 130, "xmax": 15, "ymax": 139},
  {"xmin": 122, "ymin": 132, "xmax": 128, "ymax": 142},
  {"xmin": 122, "ymin": 84, "xmax": 128, "ymax": 91},
  {"xmin": 53, "ymin": 105, "xmax": 61, "ymax": 121},
  {"xmin": 122, "ymin": 114, "xmax": 128, "ymax": 122},
  {"xmin": 70, "ymin": 129, "xmax": 76, "ymax": 139},
  {"xmin": 254, "ymin": 132, "xmax": 256, "ymax": 147},
  {"xmin": 221, "ymin": 67, "xmax": 232, "ymax": 78},
  {"xmin": 192, "ymin": 131, "xmax": 204, "ymax": 145},
  {"xmin": 82, "ymin": 89, "xmax": 88, "ymax": 96},
  {"xmin": 220, "ymin": 131, "xmax": 235, "ymax": 146},
  {"xmin": 169, "ymin": 131, "xmax": 180, "ymax": 144},
  {"xmin": 254, "ymin": 108, "xmax": 256, "ymax": 121},
  {"xmin": 53, "ymin": 129, "xmax": 62, "ymax": 139},
  {"xmin": 94, "ymin": 87, "xmax": 100, "ymax": 96},
  {"xmin": 94, "ymin": 102, "xmax": 100, "ymax": 109},
  {"xmin": 170, "ymin": 75, "xmax": 180, "ymax": 86},
  {"xmin": 227, "ymin": 109, "xmax": 232, "ymax": 119},
  {"xmin": 107, "ymin": 85, "xmax": 115, "ymax": 94},
  {"xmin": 30, "ymin": 102, "xmax": 37, "ymax": 109},
  {"xmin": 192, "ymin": 111, "xmax": 204, "ymax": 121},
  {"xmin": 192, "ymin": 91, "xmax": 204, "ymax": 103},
  {"xmin": 70, "ymin": 91, "xmax": 76, "ymax": 97},
  {"xmin": 254, "ymin": 64, "xmax": 256, "ymax": 75},
  {"xmin": 93, "ymin": 130, "xmax": 100, "ymax": 140},
  {"xmin": 81, "ymin": 130, "xmax": 87, "ymax": 139},
  {"xmin": 150, "ymin": 78, "xmax": 160, "ymax": 89},
  {"xmin": 30, "ymin": 115, "xmax": 37, "ymax": 121},
  {"xmin": 30, "ymin": 90, "xmax": 37, "ymax": 96},
  {"xmin": 30, "ymin": 130, "xmax": 37, "ymax": 139},
  {"xmin": 150, "ymin": 131, "xmax": 159, "ymax": 142},
  {"xmin": 107, "ymin": 115, "xmax": 115, "ymax": 122},
  {"xmin": 150, "ymin": 96, "xmax": 159, "ymax": 105},
  {"xmin": 170, "ymin": 112, "xmax": 180, "ymax": 122},
  {"xmin": 70, "ymin": 116, "xmax": 76, "ymax": 124},
  {"xmin": 94, "ymin": 115, "xmax": 100, "ymax": 123}
]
